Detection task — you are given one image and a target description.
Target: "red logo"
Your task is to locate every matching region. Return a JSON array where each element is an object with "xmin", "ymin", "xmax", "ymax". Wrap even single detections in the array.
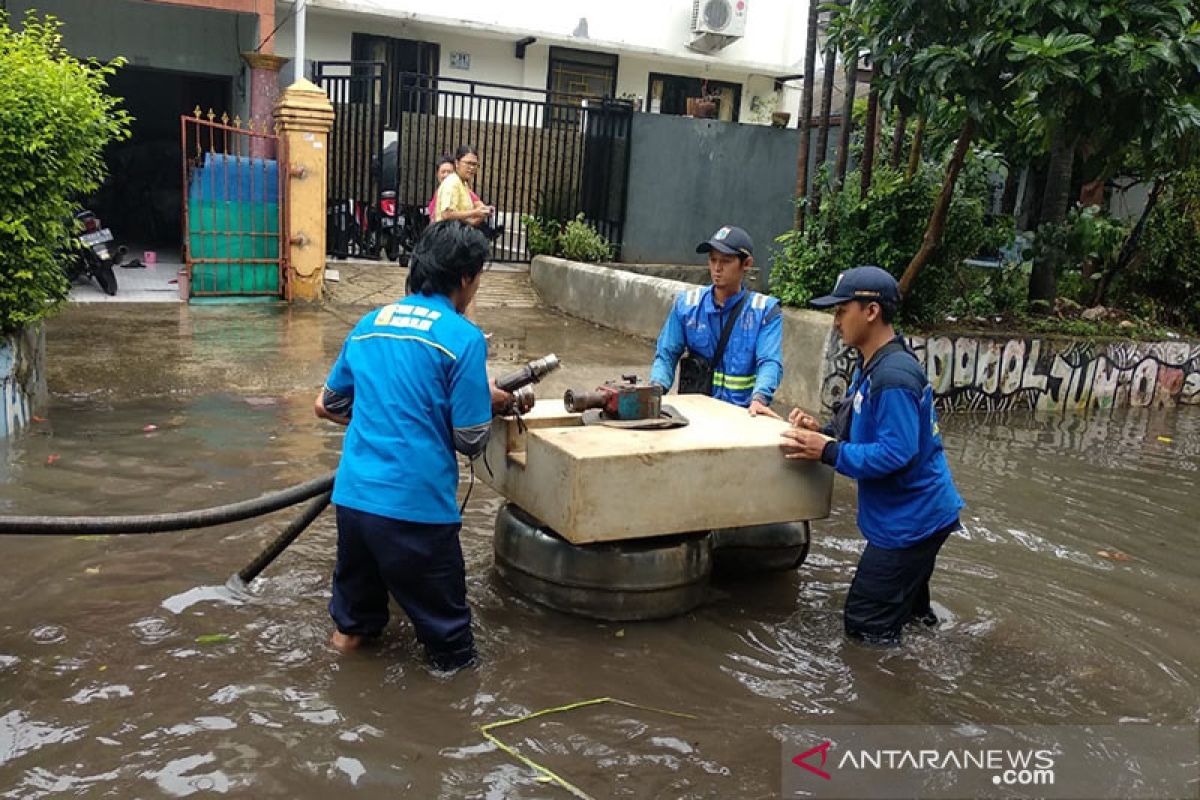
[{"xmin": 792, "ymin": 740, "xmax": 833, "ymax": 780}]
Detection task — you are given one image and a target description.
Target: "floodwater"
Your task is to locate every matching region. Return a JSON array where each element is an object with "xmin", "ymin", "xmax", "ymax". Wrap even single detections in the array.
[{"xmin": 1, "ymin": 303, "xmax": 1198, "ymax": 798}]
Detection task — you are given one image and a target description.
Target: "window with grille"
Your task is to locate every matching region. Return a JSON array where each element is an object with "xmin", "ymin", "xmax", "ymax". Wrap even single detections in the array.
[
  {"xmin": 351, "ymin": 33, "xmax": 440, "ymax": 127},
  {"xmin": 546, "ymin": 46, "xmax": 618, "ymax": 128}
]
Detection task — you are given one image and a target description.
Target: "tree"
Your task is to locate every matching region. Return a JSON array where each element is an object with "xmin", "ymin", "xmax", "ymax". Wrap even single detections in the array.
[
  {"xmin": 0, "ymin": 12, "xmax": 130, "ymax": 333},
  {"xmin": 810, "ymin": 10, "xmax": 840, "ymax": 217},
  {"xmin": 829, "ymin": 1, "xmax": 1018, "ymax": 295},
  {"xmin": 1006, "ymin": 0, "xmax": 1200, "ymax": 310},
  {"xmin": 794, "ymin": 0, "xmax": 821, "ymax": 230}
]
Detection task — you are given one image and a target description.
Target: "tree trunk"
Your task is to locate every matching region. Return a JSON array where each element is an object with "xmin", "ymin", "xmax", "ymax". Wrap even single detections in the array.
[
  {"xmin": 1000, "ymin": 165, "xmax": 1021, "ymax": 216},
  {"xmin": 1020, "ymin": 159, "xmax": 1048, "ymax": 230},
  {"xmin": 906, "ymin": 115, "xmax": 925, "ymax": 180},
  {"xmin": 859, "ymin": 68, "xmax": 881, "ymax": 199},
  {"xmin": 809, "ymin": 41, "xmax": 838, "ymax": 219},
  {"xmin": 793, "ymin": 0, "xmax": 821, "ymax": 229},
  {"xmin": 898, "ymin": 117, "xmax": 975, "ymax": 297},
  {"xmin": 834, "ymin": 54, "xmax": 859, "ymax": 187},
  {"xmin": 1028, "ymin": 128, "xmax": 1077, "ymax": 311},
  {"xmin": 1094, "ymin": 178, "xmax": 1164, "ymax": 305},
  {"xmin": 890, "ymin": 109, "xmax": 908, "ymax": 169}
]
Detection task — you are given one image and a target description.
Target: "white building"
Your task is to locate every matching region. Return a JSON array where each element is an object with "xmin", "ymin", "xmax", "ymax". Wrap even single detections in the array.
[{"xmin": 272, "ymin": 0, "xmax": 812, "ymax": 127}]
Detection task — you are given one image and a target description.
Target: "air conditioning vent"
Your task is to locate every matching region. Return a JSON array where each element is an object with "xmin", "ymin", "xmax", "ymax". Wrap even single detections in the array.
[
  {"xmin": 691, "ymin": 0, "xmax": 747, "ymax": 37},
  {"xmin": 688, "ymin": 0, "xmax": 747, "ymax": 52}
]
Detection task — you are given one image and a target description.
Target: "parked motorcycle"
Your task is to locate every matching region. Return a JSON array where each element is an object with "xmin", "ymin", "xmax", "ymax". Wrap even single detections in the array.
[
  {"xmin": 377, "ymin": 191, "xmax": 429, "ymax": 265},
  {"xmin": 66, "ymin": 210, "xmax": 123, "ymax": 296}
]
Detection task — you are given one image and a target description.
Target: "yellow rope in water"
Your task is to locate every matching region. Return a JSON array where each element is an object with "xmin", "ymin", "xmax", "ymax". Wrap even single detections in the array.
[{"xmin": 479, "ymin": 696, "xmax": 698, "ymax": 800}]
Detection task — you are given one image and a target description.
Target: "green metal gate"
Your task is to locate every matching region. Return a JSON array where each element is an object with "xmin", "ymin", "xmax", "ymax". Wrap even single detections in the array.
[{"xmin": 181, "ymin": 110, "xmax": 288, "ymax": 299}]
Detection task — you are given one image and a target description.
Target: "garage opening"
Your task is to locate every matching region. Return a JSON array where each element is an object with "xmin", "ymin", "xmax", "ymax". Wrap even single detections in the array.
[{"xmin": 91, "ymin": 67, "xmax": 232, "ymax": 256}]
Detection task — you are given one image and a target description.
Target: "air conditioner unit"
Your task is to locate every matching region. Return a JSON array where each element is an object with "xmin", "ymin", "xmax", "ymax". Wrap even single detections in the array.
[{"xmin": 691, "ymin": 0, "xmax": 748, "ymax": 38}]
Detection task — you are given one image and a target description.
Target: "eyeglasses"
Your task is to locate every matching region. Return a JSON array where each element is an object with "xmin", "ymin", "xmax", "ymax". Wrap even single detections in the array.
[{"xmin": 459, "ymin": 160, "xmax": 480, "ymax": 169}]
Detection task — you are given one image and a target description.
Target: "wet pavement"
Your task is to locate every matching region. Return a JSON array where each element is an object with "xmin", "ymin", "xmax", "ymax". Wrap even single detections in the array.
[{"xmin": 1, "ymin": 301, "xmax": 1198, "ymax": 798}]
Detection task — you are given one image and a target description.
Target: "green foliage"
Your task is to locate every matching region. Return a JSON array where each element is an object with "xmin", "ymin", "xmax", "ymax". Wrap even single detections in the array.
[
  {"xmin": 520, "ymin": 213, "xmax": 613, "ymax": 263},
  {"xmin": 520, "ymin": 214, "xmax": 561, "ymax": 258},
  {"xmin": 1113, "ymin": 168, "xmax": 1200, "ymax": 331},
  {"xmin": 1034, "ymin": 206, "xmax": 1128, "ymax": 306},
  {"xmin": 0, "ymin": 12, "xmax": 130, "ymax": 334},
  {"xmin": 558, "ymin": 214, "xmax": 614, "ymax": 263},
  {"xmin": 770, "ymin": 158, "xmax": 1008, "ymax": 325}
]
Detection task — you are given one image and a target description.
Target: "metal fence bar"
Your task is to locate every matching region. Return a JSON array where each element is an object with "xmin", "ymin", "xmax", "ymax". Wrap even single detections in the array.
[
  {"xmin": 315, "ymin": 64, "xmax": 632, "ymax": 263},
  {"xmin": 180, "ymin": 113, "xmax": 285, "ymax": 297}
]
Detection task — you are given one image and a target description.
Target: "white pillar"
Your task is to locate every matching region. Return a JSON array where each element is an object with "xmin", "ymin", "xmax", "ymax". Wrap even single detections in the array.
[{"xmin": 294, "ymin": 0, "xmax": 307, "ymax": 79}]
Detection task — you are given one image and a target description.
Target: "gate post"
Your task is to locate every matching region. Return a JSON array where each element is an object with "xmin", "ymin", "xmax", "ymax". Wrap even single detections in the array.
[
  {"xmin": 242, "ymin": 52, "xmax": 289, "ymax": 159},
  {"xmin": 274, "ymin": 79, "xmax": 334, "ymax": 302}
]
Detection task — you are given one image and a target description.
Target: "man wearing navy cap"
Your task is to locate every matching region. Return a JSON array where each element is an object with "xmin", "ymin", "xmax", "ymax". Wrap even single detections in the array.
[
  {"xmin": 650, "ymin": 225, "xmax": 784, "ymax": 416},
  {"xmin": 780, "ymin": 266, "xmax": 964, "ymax": 645}
]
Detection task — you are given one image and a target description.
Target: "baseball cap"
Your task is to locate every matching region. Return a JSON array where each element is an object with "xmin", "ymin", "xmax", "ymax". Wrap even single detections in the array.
[
  {"xmin": 697, "ymin": 225, "xmax": 753, "ymax": 258},
  {"xmin": 809, "ymin": 266, "xmax": 901, "ymax": 308}
]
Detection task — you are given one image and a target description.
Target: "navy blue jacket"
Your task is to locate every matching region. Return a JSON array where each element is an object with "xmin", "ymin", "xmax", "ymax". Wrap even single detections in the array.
[{"xmin": 822, "ymin": 337, "xmax": 963, "ymax": 548}]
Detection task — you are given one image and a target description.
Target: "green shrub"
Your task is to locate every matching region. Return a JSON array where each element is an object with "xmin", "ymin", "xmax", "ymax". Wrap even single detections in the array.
[
  {"xmin": 520, "ymin": 214, "xmax": 561, "ymax": 258},
  {"xmin": 1112, "ymin": 169, "xmax": 1200, "ymax": 332},
  {"xmin": 1033, "ymin": 205, "xmax": 1128, "ymax": 309},
  {"xmin": 558, "ymin": 214, "xmax": 613, "ymax": 263},
  {"xmin": 520, "ymin": 213, "xmax": 613, "ymax": 263},
  {"xmin": 770, "ymin": 160, "xmax": 1008, "ymax": 326},
  {"xmin": 0, "ymin": 12, "xmax": 130, "ymax": 334}
]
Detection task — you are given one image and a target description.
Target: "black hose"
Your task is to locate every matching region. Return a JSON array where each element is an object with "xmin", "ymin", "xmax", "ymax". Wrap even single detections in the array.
[
  {"xmin": 0, "ymin": 471, "xmax": 335, "ymax": 536},
  {"xmin": 236, "ymin": 491, "xmax": 332, "ymax": 585}
]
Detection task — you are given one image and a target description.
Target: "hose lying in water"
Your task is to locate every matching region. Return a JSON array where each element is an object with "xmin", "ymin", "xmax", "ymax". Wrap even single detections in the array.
[
  {"xmin": 234, "ymin": 491, "xmax": 332, "ymax": 586},
  {"xmin": 0, "ymin": 471, "xmax": 335, "ymax": 536}
]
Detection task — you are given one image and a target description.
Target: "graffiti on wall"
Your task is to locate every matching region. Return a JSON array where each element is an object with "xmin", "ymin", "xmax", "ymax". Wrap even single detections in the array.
[
  {"xmin": 822, "ymin": 334, "xmax": 1200, "ymax": 414},
  {"xmin": 0, "ymin": 329, "xmax": 45, "ymax": 438}
]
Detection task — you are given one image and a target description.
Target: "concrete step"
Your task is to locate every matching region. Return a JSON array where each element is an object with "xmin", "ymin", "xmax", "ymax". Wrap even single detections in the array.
[{"xmin": 325, "ymin": 261, "xmax": 538, "ymax": 309}]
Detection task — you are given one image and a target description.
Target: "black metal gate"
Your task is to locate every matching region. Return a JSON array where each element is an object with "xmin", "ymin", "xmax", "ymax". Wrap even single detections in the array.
[
  {"xmin": 316, "ymin": 63, "xmax": 632, "ymax": 262},
  {"xmin": 313, "ymin": 61, "xmax": 385, "ymax": 259}
]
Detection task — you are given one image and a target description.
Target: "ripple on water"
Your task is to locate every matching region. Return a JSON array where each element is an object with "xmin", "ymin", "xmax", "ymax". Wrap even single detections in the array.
[
  {"xmin": 29, "ymin": 625, "xmax": 65, "ymax": 645},
  {"xmin": 0, "ymin": 710, "xmax": 86, "ymax": 768},
  {"xmin": 141, "ymin": 753, "xmax": 234, "ymax": 797},
  {"xmin": 130, "ymin": 616, "xmax": 178, "ymax": 645}
]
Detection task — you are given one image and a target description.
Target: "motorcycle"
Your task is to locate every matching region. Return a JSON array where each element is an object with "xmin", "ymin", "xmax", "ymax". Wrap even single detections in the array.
[
  {"xmin": 66, "ymin": 210, "xmax": 123, "ymax": 296},
  {"xmin": 377, "ymin": 191, "xmax": 429, "ymax": 265}
]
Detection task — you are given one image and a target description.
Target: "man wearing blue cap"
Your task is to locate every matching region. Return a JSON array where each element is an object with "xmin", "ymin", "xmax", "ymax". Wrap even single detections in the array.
[
  {"xmin": 780, "ymin": 266, "xmax": 963, "ymax": 645},
  {"xmin": 650, "ymin": 225, "xmax": 784, "ymax": 416}
]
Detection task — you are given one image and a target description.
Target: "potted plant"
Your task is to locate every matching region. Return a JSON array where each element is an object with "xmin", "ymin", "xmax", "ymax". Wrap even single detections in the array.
[{"xmin": 690, "ymin": 80, "xmax": 719, "ymax": 119}]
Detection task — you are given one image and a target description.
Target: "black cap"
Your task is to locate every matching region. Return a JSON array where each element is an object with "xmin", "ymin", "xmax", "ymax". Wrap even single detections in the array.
[
  {"xmin": 809, "ymin": 266, "xmax": 900, "ymax": 308},
  {"xmin": 697, "ymin": 225, "xmax": 753, "ymax": 258}
]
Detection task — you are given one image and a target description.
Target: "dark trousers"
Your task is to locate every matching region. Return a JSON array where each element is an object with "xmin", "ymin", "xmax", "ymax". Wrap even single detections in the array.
[
  {"xmin": 844, "ymin": 521, "xmax": 957, "ymax": 645},
  {"xmin": 329, "ymin": 505, "xmax": 475, "ymax": 670}
]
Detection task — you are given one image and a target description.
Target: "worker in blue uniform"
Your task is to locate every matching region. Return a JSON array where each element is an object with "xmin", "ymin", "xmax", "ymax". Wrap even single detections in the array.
[
  {"xmin": 779, "ymin": 266, "xmax": 964, "ymax": 645},
  {"xmin": 315, "ymin": 221, "xmax": 516, "ymax": 671},
  {"xmin": 650, "ymin": 225, "xmax": 784, "ymax": 417}
]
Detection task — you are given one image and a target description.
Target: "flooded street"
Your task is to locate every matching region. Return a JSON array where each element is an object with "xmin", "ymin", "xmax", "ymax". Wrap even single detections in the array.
[{"xmin": 1, "ymin": 302, "xmax": 1198, "ymax": 798}]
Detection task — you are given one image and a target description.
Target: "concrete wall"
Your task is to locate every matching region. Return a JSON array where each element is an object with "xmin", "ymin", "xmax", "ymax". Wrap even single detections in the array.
[
  {"xmin": 607, "ymin": 263, "xmax": 760, "ymax": 289},
  {"xmin": 530, "ymin": 256, "xmax": 833, "ymax": 413},
  {"xmin": 533, "ymin": 257, "xmax": 1200, "ymax": 416},
  {"xmin": 10, "ymin": 0, "xmax": 257, "ymax": 77},
  {"xmin": 621, "ymin": 114, "xmax": 800, "ymax": 271},
  {"xmin": 0, "ymin": 326, "xmax": 47, "ymax": 439},
  {"xmin": 9, "ymin": 0, "xmax": 256, "ymax": 120},
  {"xmin": 822, "ymin": 335, "xmax": 1200, "ymax": 414}
]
